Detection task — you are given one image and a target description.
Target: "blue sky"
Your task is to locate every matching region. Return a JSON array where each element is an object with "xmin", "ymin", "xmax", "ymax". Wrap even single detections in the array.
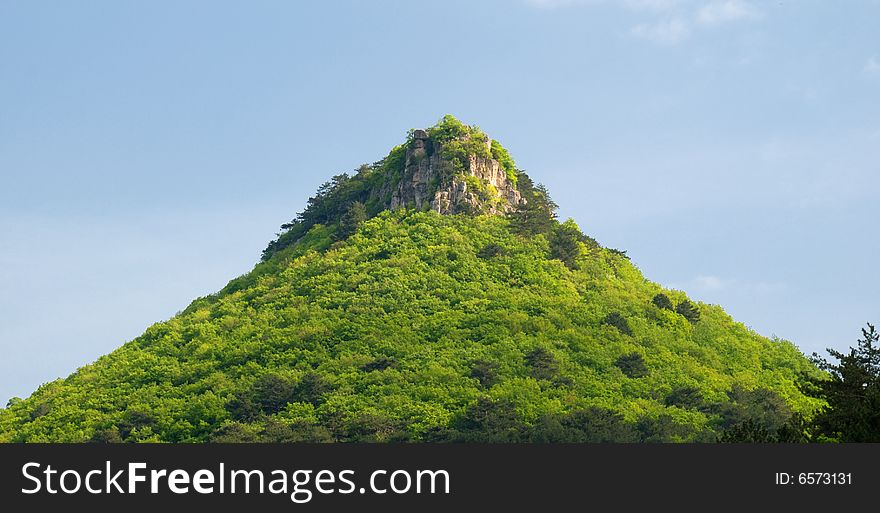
[{"xmin": 1, "ymin": 0, "xmax": 878, "ymax": 403}]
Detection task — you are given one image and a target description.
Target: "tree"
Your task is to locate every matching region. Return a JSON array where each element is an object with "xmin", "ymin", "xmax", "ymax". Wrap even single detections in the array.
[
  {"xmin": 292, "ymin": 372, "xmax": 330, "ymax": 406},
  {"xmin": 210, "ymin": 423, "xmax": 260, "ymax": 443},
  {"xmin": 675, "ymin": 300, "xmax": 700, "ymax": 324},
  {"xmin": 549, "ymin": 219, "xmax": 595, "ymax": 269},
  {"xmin": 719, "ymin": 419, "xmax": 773, "ymax": 442},
  {"xmin": 719, "ymin": 415, "xmax": 809, "ymax": 443},
  {"xmin": 532, "ymin": 183, "xmax": 558, "ymax": 213},
  {"xmin": 226, "ymin": 373, "xmax": 298, "ymax": 421},
  {"xmin": 507, "ymin": 200, "xmax": 555, "ymax": 236},
  {"xmin": 525, "ymin": 348, "xmax": 559, "ymax": 381},
  {"xmin": 226, "ymin": 392, "xmax": 261, "ymax": 422},
  {"xmin": 426, "ymin": 114, "xmax": 469, "ymax": 143},
  {"xmin": 652, "ymin": 293, "xmax": 673, "ymax": 310},
  {"xmin": 806, "ymin": 323, "xmax": 880, "ymax": 442},
  {"xmin": 340, "ymin": 414, "xmax": 409, "ymax": 442},
  {"xmin": 664, "ymin": 386, "xmax": 703, "ymax": 410},
  {"xmin": 0, "ymin": 195, "xmax": 825, "ymax": 444},
  {"xmin": 602, "ymin": 312, "xmax": 632, "ymax": 336},
  {"xmin": 477, "ymin": 243, "xmax": 504, "ymax": 259},
  {"xmin": 262, "ymin": 420, "xmax": 334, "ymax": 443},
  {"xmin": 262, "ymin": 169, "xmax": 373, "ymax": 259},
  {"xmin": 336, "ymin": 201, "xmax": 367, "ymax": 240},
  {"xmin": 710, "ymin": 386, "xmax": 797, "ymax": 441},
  {"xmin": 251, "ymin": 374, "xmax": 297, "ymax": 414},
  {"xmin": 614, "ymin": 353, "xmax": 649, "ymax": 378},
  {"xmin": 89, "ymin": 427, "xmax": 123, "ymax": 443},
  {"xmin": 531, "ymin": 407, "xmax": 639, "ymax": 443},
  {"xmin": 362, "ymin": 357, "xmax": 395, "ymax": 372},
  {"xmin": 469, "ymin": 360, "xmax": 499, "ymax": 388},
  {"xmin": 451, "ymin": 398, "xmax": 526, "ymax": 442},
  {"xmin": 117, "ymin": 409, "xmax": 157, "ymax": 440},
  {"xmin": 636, "ymin": 414, "xmax": 705, "ymax": 442},
  {"xmin": 5, "ymin": 397, "xmax": 22, "ymax": 409},
  {"xmin": 507, "ymin": 177, "xmax": 557, "ymax": 236},
  {"xmin": 28, "ymin": 402, "xmax": 50, "ymax": 421}
]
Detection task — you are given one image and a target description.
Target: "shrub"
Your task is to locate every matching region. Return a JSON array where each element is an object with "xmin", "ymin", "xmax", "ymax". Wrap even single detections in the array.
[{"xmin": 490, "ymin": 139, "xmax": 518, "ymax": 186}]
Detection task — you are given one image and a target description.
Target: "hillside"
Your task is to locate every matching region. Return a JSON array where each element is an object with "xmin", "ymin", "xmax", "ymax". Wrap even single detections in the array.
[{"xmin": 0, "ymin": 116, "xmax": 822, "ymax": 442}]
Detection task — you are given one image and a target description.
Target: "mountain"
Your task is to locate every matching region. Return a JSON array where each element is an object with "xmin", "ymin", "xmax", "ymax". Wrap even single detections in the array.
[{"xmin": 0, "ymin": 116, "xmax": 822, "ymax": 443}]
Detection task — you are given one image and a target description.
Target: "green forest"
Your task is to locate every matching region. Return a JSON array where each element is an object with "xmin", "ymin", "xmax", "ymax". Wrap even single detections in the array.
[{"xmin": 1, "ymin": 116, "xmax": 877, "ymax": 443}]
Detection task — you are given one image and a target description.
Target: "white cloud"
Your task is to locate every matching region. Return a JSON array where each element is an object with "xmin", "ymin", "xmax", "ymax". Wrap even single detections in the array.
[
  {"xmin": 695, "ymin": 0, "xmax": 761, "ymax": 26},
  {"xmin": 522, "ymin": 0, "xmax": 597, "ymax": 8},
  {"xmin": 622, "ymin": 0, "xmax": 681, "ymax": 11},
  {"xmin": 522, "ymin": 0, "xmax": 763, "ymax": 46},
  {"xmin": 784, "ymin": 84, "xmax": 819, "ymax": 103},
  {"xmin": 630, "ymin": 18, "xmax": 690, "ymax": 45},
  {"xmin": 693, "ymin": 275, "xmax": 726, "ymax": 290},
  {"xmin": 669, "ymin": 275, "xmax": 786, "ymax": 296},
  {"xmin": 865, "ymin": 56, "xmax": 880, "ymax": 74},
  {"xmin": 523, "ymin": 0, "xmax": 679, "ymax": 10},
  {"xmin": 523, "ymin": 0, "xmax": 755, "ymax": 17}
]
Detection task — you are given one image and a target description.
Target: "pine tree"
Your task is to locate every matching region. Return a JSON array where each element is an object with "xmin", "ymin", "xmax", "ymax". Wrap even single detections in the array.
[
  {"xmin": 336, "ymin": 201, "xmax": 367, "ymax": 240},
  {"xmin": 549, "ymin": 220, "xmax": 584, "ymax": 269},
  {"xmin": 652, "ymin": 293, "xmax": 674, "ymax": 310},
  {"xmin": 507, "ymin": 179, "xmax": 557, "ymax": 236},
  {"xmin": 807, "ymin": 323, "xmax": 880, "ymax": 442},
  {"xmin": 675, "ymin": 299, "xmax": 700, "ymax": 324}
]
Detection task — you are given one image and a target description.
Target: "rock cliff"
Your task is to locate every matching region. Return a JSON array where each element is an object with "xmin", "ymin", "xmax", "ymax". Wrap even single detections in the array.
[{"xmin": 389, "ymin": 129, "xmax": 523, "ymax": 215}]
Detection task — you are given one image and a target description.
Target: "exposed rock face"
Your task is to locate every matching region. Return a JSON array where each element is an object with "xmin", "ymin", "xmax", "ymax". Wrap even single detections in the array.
[{"xmin": 389, "ymin": 130, "xmax": 523, "ymax": 215}]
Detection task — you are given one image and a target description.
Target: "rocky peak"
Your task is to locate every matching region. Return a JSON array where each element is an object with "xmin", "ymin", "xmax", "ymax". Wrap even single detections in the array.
[
  {"xmin": 262, "ymin": 116, "xmax": 531, "ymax": 261},
  {"xmin": 389, "ymin": 126, "xmax": 523, "ymax": 215}
]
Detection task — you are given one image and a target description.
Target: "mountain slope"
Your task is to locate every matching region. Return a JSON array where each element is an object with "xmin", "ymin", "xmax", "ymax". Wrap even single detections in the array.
[{"xmin": 0, "ymin": 117, "xmax": 822, "ymax": 442}]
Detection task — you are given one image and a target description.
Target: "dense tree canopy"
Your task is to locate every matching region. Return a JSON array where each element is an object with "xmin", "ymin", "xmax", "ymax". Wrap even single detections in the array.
[
  {"xmin": 0, "ymin": 209, "xmax": 821, "ymax": 442},
  {"xmin": 0, "ymin": 115, "xmax": 827, "ymax": 443}
]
